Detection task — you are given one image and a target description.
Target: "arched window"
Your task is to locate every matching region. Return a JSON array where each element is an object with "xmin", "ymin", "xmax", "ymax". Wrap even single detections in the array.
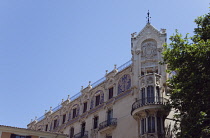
[
  {"xmin": 90, "ymin": 90, "xmax": 104, "ymax": 109},
  {"xmin": 118, "ymin": 74, "xmax": 131, "ymax": 95}
]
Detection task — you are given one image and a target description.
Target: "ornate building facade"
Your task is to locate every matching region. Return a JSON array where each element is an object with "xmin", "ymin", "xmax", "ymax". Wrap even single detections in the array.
[{"xmin": 27, "ymin": 22, "xmax": 174, "ymax": 138}]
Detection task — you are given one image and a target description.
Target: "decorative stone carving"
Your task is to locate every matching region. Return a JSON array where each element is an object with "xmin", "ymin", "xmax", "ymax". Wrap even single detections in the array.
[
  {"xmin": 118, "ymin": 74, "xmax": 131, "ymax": 95},
  {"xmin": 156, "ymin": 76, "xmax": 160, "ymax": 85},
  {"xmin": 147, "ymin": 77, "xmax": 153, "ymax": 84},
  {"xmin": 141, "ymin": 41, "xmax": 157, "ymax": 59}
]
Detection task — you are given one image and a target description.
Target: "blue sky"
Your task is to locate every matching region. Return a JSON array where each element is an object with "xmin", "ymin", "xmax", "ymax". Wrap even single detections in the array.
[{"xmin": 0, "ymin": 0, "xmax": 209, "ymax": 128}]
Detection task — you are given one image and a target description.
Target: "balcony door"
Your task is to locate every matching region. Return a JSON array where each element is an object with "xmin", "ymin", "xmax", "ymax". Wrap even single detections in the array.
[
  {"xmin": 141, "ymin": 88, "xmax": 146, "ymax": 105},
  {"xmin": 107, "ymin": 109, "xmax": 113, "ymax": 125},
  {"xmin": 147, "ymin": 86, "xmax": 154, "ymax": 103}
]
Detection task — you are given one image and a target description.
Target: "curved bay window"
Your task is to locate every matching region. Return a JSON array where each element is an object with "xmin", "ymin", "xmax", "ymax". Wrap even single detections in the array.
[
  {"xmin": 140, "ymin": 115, "xmax": 164, "ymax": 135},
  {"xmin": 140, "ymin": 86, "xmax": 161, "ymax": 104}
]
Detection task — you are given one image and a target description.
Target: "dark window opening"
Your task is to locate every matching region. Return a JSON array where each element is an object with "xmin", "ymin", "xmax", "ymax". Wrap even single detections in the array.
[
  {"xmin": 148, "ymin": 116, "xmax": 155, "ymax": 133},
  {"xmin": 109, "ymin": 87, "xmax": 114, "ymax": 99},
  {"xmin": 73, "ymin": 108, "xmax": 77, "ymax": 118},
  {"xmin": 95, "ymin": 95, "xmax": 100, "ymax": 106},
  {"xmin": 53, "ymin": 119, "xmax": 57, "ymax": 129},
  {"xmin": 62, "ymin": 114, "xmax": 66, "ymax": 124},
  {"xmin": 81, "ymin": 122, "xmax": 86, "ymax": 136},
  {"xmin": 93, "ymin": 116, "xmax": 99, "ymax": 129},
  {"xmin": 45, "ymin": 124, "xmax": 48, "ymax": 131},
  {"xmin": 83, "ymin": 102, "xmax": 87, "ymax": 113},
  {"xmin": 70, "ymin": 127, "xmax": 74, "ymax": 138}
]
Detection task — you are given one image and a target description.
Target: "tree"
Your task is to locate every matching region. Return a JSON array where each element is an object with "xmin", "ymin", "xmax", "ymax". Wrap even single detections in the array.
[{"xmin": 162, "ymin": 12, "xmax": 210, "ymax": 137}]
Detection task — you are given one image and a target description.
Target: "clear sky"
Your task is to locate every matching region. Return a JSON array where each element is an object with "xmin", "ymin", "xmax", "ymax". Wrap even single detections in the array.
[{"xmin": 0, "ymin": 0, "xmax": 209, "ymax": 128}]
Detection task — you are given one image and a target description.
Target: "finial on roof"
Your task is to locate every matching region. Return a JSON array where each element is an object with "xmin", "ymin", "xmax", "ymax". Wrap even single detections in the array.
[
  {"xmin": 146, "ymin": 10, "xmax": 151, "ymax": 24},
  {"xmin": 67, "ymin": 95, "xmax": 70, "ymax": 100},
  {"xmin": 106, "ymin": 70, "xmax": 108, "ymax": 75},
  {"xmin": 88, "ymin": 81, "xmax": 91, "ymax": 86},
  {"xmin": 50, "ymin": 106, "xmax": 52, "ymax": 111},
  {"xmin": 114, "ymin": 64, "xmax": 117, "ymax": 69}
]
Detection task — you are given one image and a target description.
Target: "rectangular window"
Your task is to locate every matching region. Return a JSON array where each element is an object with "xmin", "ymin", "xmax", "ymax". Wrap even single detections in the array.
[
  {"xmin": 95, "ymin": 95, "xmax": 100, "ymax": 106},
  {"xmin": 83, "ymin": 102, "xmax": 87, "ymax": 113},
  {"xmin": 109, "ymin": 87, "xmax": 114, "ymax": 99},
  {"xmin": 62, "ymin": 114, "xmax": 66, "ymax": 124},
  {"xmin": 73, "ymin": 108, "xmax": 77, "ymax": 118},
  {"xmin": 148, "ymin": 116, "xmax": 155, "ymax": 133},
  {"xmin": 45, "ymin": 124, "xmax": 48, "ymax": 131},
  {"xmin": 157, "ymin": 117, "xmax": 161, "ymax": 133},
  {"xmin": 141, "ymin": 119, "xmax": 145, "ymax": 135},
  {"xmin": 70, "ymin": 127, "xmax": 74, "ymax": 138},
  {"xmin": 54, "ymin": 119, "xmax": 57, "ymax": 129},
  {"xmin": 81, "ymin": 122, "xmax": 86, "ymax": 136},
  {"xmin": 93, "ymin": 116, "xmax": 99, "ymax": 129}
]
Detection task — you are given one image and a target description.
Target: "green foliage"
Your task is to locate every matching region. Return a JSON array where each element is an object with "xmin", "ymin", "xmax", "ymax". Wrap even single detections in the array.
[{"xmin": 162, "ymin": 12, "xmax": 210, "ymax": 137}]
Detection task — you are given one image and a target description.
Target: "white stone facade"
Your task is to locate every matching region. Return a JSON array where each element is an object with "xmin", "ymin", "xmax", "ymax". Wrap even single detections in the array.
[{"xmin": 27, "ymin": 23, "xmax": 174, "ymax": 138}]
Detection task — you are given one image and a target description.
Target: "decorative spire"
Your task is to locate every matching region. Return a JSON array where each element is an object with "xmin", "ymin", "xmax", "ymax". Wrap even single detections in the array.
[
  {"xmin": 106, "ymin": 70, "xmax": 108, "ymax": 75},
  {"xmin": 88, "ymin": 81, "xmax": 91, "ymax": 86},
  {"xmin": 114, "ymin": 64, "xmax": 117, "ymax": 70},
  {"xmin": 67, "ymin": 95, "xmax": 70, "ymax": 100},
  {"xmin": 146, "ymin": 10, "xmax": 151, "ymax": 24}
]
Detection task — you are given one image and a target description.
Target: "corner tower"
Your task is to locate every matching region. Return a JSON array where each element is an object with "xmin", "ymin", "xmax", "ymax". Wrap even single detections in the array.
[{"xmin": 130, "ymin": 22, "xmax": 169, "ymax": 138}]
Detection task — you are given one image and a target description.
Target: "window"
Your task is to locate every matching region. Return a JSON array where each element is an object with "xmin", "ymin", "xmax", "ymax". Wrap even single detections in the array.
[
  {"xmin": 148, "ymin": 116, "xmax": 155, "ymax": 133},
  {"xmin": 157, "ymin": 117, "xmax": 162, "ymax": 133},
  {"xmin": 53, "ymin": 119, "xmax": 57, "ymax": 129},
  {"xmin": 141, "ymin": 88, "xmax": 146, "ymax": 105},
  {"xmin": 147, "ymin": 86, "xmax": 154, "ymax": 103},
  {"xmin": 93, "ymin": 116, "xmax": 99, "ymax": 129},
  {"xmin": 95, "ymin": 95, "xmax": 100, "ymax": 106},
  {"xmin": 10, "ymin": 134, "xmax": 31, "ymax": 138},
  {"xmin": 141, "ymin": 118, "xmax": 146, "ymax": 135},
  {"xmin": 108, "ymin": 87, "xmax": 114, "ymax": 99},
  {"xmin": 70, "ymin": 127, "xmax": 74, "ymax": 138},
  {"xmin": 83, "ymin": 102, "xmax": 87, "ymax": 113},
  {"xmin": 45, "ymin": 124, "xmax": 48, "ymax": 131},
  {"xmin": 73, "ymin": 108, "xmax": 77, "ymax": 118},
  {"xmin": 81, "ymin": 122, "xmax": 86, "ymax": 136},
  {"xmin": 62, "ymin": 114, "xmax": 66, "ymax": 124}
]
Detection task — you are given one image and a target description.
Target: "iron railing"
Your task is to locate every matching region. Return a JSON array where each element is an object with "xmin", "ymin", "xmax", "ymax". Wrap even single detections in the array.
[
  {"xmin": 91, "ymin": 77, "xmax": 106, "ymax": 88},
  {"xmin": 117, "ymin": 60, "xmax": 132, "ymax": 72},
  {"xmin": 99, "ymin": 118, "xmax": 117, "ymax": 131},
  {"xmin": 131, "ymin": 97, "xmax": 167, "ymax": 114},
  {"xmin": 70, "ymin": 92, "xmax": 81, "ymax": 101},
  {"xmin": 74, "ymin": 131, "xmax": 88, "ymax": 138}
]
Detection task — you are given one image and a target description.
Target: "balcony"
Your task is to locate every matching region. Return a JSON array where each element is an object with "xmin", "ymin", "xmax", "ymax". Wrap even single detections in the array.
[
  {"xmin": 74, "ymin": 131, "xmax": 88, "ymax": 138},
  {"xmin": 99, "ymin": 118, "xmax": 117, "ymax": 133},
  {"xmin": 131, "ymin": 97, "xmax": 167, "ymax": 115}
]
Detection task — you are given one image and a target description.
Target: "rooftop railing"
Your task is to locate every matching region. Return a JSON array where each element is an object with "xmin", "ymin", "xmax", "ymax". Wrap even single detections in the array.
[{"xmin": 117, "ymin": 60, "xmax": 132, "ymax": 72}]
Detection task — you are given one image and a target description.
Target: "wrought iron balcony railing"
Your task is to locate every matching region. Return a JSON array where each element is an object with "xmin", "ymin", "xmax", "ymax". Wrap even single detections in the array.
[
  {"xmin": 131, "ymin": 97, "xmax": 167, "ymax": 114},
  {"xmin": 99, "ymin": 118, "xmax": 117, "ymax": 131},
  {"xmin": 74, "ymin": 131, "xmax": 88, "ymax": 138}
]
